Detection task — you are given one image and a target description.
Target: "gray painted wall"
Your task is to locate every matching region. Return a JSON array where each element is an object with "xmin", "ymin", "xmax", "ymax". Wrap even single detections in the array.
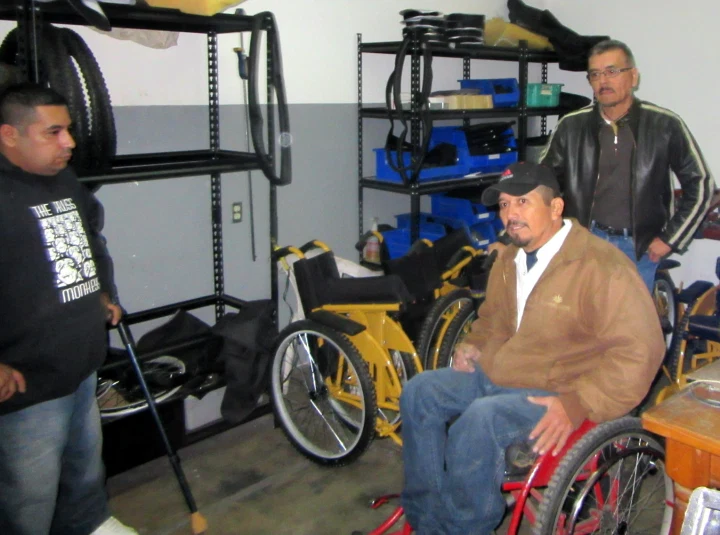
[{"xmin": 98, "ymin": 103, "xmax": 383, "ymax": 334}]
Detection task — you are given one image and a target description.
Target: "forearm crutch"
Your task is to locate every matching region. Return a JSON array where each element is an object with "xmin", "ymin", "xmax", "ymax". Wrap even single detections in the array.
[{"xmin": 116, "ymin": 319, "xmax": 208, "ymax": 535}]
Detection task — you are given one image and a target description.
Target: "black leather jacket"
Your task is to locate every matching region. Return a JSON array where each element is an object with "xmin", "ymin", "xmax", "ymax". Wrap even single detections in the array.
[{"xmin": 540, "ymin": 98, "xmax": 713, "ymax": 259}]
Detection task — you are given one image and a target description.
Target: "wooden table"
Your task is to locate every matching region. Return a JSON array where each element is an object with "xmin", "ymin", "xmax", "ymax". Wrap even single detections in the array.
[{"xmin": 641, "ymin": 382, "xmax": 720, "ymax": 535}]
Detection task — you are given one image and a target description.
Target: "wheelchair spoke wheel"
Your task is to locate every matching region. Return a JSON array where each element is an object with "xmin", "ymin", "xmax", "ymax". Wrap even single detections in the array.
[
  {"xmin": 96, "ymin": 355, "xmax": 187, "ymax": 419},
  {"xmin": 271, "ymin": 320, "xmax": 377, "ymax": 466},
  {"xmin": 415, "ymin": 288, "xmax": 474, "ymax": 370},
  {"xmin": 534, "ymin": 417, "xmax": 673, "ymax": 535},
  {"xmin": 435, "ymin": 301, "xmax": 477, "ymax": 369}
]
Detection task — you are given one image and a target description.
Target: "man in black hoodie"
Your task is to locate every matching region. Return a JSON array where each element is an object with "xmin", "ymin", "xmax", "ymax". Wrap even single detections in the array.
[{"xmin": 0, "ymin": 84, "xmax": 136, "ymax": 535}]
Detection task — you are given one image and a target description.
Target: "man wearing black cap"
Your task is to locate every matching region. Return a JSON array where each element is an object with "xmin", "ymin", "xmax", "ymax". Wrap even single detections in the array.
[{"xmin": 400, "ymin": 162, "xmax": 664, "ymax": 535}]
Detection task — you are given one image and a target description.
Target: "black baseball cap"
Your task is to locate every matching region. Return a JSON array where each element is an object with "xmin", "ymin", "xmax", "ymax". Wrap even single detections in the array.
[{"xmin": 480, "ymin": 162, "xmax": 560, "ymax": 206}]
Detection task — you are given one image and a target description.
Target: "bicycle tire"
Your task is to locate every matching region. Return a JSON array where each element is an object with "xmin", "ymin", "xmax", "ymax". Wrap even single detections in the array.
[
  {"xmin": 271, "ymin": 320, "xmax": 377, "ymax": 466},
  {"xmin": 533, "ymin": 416, "xmax": 672, "ymax": 535},
  {"xmin": 96, "ymin": 355, "xmax": 187, "ymax": 420},
  {"xmin": 435, "ymin": 301, "xmax": 477, "ymax": 369},
  {"xmin": 59, "ymin": 27, "xmax": 116, "ymax": 171},
  {"xmin": 0, "ymin": 26, "xmax": 94, "ymax": 171},
  {"xmin": 415, "ymin": 288, "xmax": 474, "ymax": 370}
]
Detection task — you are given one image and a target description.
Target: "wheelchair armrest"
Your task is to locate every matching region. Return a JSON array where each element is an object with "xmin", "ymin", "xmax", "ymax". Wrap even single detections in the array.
[{"xmin": 308, "ymin": 310, "xmax": 366, "ymax": 336}]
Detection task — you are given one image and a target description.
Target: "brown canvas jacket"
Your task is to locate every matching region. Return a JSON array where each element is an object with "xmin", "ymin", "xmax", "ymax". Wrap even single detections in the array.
[{"xmin": 462, "ymin": 220, "xmax": 664, "ymax": 426}]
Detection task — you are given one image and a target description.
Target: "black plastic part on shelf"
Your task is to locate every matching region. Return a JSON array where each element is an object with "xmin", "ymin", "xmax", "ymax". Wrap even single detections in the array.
[{"xmin": 0, "ymin": 2, "xmax": 256, "ymax": 33}]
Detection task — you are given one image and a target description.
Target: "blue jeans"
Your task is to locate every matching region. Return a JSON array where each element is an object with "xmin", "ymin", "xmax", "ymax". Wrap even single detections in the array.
[
  {"xmin": 590, "ymin": 223, "xmax": 658, "ymax": 293},
  {"xmin": 590, "ymin": 221, "xmax": 658, "ymax": 295},
  {"xmin": 0, "ymin": 374, "xmax": 110, "ymax": 535},
  {"xmin": 400, "ymin": 367, "xmax": 554, "ymax": 535}
]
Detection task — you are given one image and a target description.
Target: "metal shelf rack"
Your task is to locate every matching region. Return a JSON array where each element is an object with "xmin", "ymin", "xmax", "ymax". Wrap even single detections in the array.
[
  {"xmin": 1, "ymin": 0, "xmax": 279, "ymax": 473},
  {"xmin": 358, "ymin": 34, "xmax": 565, "ymax": 242}
]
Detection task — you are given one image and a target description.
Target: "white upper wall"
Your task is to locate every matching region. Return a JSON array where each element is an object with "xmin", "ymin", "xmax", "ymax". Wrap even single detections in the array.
[{"xmin": 0, "ymin": 0, "xmax": 510, "ymax": 106}]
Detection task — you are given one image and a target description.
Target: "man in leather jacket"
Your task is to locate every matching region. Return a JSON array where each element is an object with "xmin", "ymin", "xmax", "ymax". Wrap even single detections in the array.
[{"xmin": 540, "ymin": 39, "xmax": 714, "ymax": 291}]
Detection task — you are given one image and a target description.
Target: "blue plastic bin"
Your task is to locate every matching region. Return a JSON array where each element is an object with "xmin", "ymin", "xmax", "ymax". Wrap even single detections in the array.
[
  {"xmin": 381, "ymin": 224, "xmax": 446, "ymax": 259},
  {"xmin": 394, "ymin": 212, "xmax": 498, "ymax": 251},
  {"xmin": 431, "ymin": 194, "xmax": 496, "ymax": 226},
  {"xmin": 374, "ymin": 126, "xmax": 471, "ymax": 183},
  {"xmin": 459, "ymin": 78, "xmax": 520, "ymax": 108}
]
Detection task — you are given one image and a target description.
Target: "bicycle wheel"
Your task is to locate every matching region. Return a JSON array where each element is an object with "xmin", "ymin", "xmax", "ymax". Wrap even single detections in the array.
[
  {"xmin": 435, "ymin": 301, "xmax": 477, "ymax": 369},
  {"xmin": 271, "ymin": 320, "xmax": 377, "ymax": 466},
  {"xmin": 653, "ymin": 270, "xmax": 677, "ymax": 350},
  {"xmin": 96, "ymin": 355, "xmax": 187, "ymax": 419},
  {"xmin": 415, "ymin": 288, "xmax": 474, "ymax": 370},
  {"xmin": 534, "ymin": 417, "xmax": 673, "ymax": 535}
]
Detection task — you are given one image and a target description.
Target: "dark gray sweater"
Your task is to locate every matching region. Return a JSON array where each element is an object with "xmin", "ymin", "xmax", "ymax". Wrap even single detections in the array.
[{"xmin": 0, "ymin": 154, "xmax": 115, "ymax": 415}]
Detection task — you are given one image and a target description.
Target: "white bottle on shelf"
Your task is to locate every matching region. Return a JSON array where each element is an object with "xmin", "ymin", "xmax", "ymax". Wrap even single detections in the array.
[{"xmin": 364, "ymin": 217, "xmax": 381, "ymax": 265}]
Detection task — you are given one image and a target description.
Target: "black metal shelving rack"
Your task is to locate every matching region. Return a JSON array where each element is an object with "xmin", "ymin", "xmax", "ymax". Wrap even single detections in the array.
[
  {"xmin": 1, "ymin": 1, "xmax": 279, "ymax": 473},
  {"xmin": 358, "ymin": 35, "xmax": 568, "ymax": 242}
]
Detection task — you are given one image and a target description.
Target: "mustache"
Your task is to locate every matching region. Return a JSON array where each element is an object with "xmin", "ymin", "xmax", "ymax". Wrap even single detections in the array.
[
  {"xmin": 599, "ymin": 87, "xmax": 614, "ymax": 93},
  {"xmin": 506, "ymin": 219, "xmax": 527, "ymax": 228}
]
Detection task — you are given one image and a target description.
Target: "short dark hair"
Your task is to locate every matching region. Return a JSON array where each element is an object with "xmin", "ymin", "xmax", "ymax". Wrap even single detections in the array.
[
  {"xmin": 537, "ymin": 184, "xmax": 561, "ymax": 205},
  {"xmin": 0, "ymin": 83, "xmax": 68, "ymax": 129},
  {"xmin": 588, "ymin": 39, "xmax": 636, "ymax": 68}
]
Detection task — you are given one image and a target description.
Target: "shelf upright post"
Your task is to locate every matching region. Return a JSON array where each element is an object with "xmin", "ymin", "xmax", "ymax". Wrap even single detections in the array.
[
  {"xmin": 357, "ymin": 33, "xmax": 364, "ymax": 255},
  {"xmin": 541, "ymin": 61, "xmax": 548, "ymax": 136},
  {"xmin": 267, "ymin": 17, "xmax": 279, "ymax": 320},
  {"xmin": 409, "ymin": 34, "xmax": 422, "ymax": 243},
  {"xmin": 462, "ymin": 56, "xmax": 471, "ymax": 130},
  {"xmin": 207, "ymin": 31, "xmax": 225, "ymax": 321},
  {"xmin": 16, "ymin": 0, "xmax": 40, "ymax": 83},
  {"xmin": 517, "ymin": 40, "xmax": 529, "ymax": 162}
]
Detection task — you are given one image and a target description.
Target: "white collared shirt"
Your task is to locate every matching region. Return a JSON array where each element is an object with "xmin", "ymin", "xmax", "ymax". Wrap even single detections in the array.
[{"xmin": 514, "ymin": 219, "xmax": 572, "ymax": 329}]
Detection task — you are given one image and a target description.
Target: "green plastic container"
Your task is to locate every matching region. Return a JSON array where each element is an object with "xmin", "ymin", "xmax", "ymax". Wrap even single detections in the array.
[{"xmin": 526, "ymin": 83, "xmax": 563, "ymax": 108}]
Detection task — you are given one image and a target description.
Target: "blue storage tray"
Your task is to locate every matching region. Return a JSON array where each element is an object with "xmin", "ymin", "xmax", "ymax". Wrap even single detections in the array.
[
  {"xmin": 459, "ymin": 78, "xmax": 520, "ymax": 108},
  {"xmin": 467, "ymin": 150, "xmax": 518, "ymax": 175},
  {"xmin": 430, "ymin": 194, "xmax": 496, "ymax": 226},
  {"xmin": 381, "ymin": 224, "xmax": 446, "ymax": 259},
  {"xmin": 394, "ymin": 212, "xmax": 498, "ymax": 250},
  {"xmin": 374, "ymin": 126, "xmax": 470, "ymax": 183}
]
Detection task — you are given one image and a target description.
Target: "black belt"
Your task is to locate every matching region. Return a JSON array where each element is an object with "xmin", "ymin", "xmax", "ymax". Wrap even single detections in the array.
[{"xmin": 592, "ymin": 221, "xmax": 632, "ymax": 237}]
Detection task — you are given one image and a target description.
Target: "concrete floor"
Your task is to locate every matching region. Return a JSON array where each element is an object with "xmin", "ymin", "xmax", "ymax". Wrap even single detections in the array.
[{"xmin": 106, "ymin": 414, "xmax": 406, "ymax": 535}]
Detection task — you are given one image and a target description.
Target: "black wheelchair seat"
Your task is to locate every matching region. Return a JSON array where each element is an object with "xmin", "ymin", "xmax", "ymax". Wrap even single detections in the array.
[{"xmin": 293, "ymin": 251, "xmax": 413, "ymax": 311}]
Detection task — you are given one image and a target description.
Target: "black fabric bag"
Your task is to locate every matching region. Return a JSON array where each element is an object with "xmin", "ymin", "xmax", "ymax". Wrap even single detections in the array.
[
  {"xmin": 212, "ymin": 299, "xmax": 277, "ymax": 423},
  {"xmin": 135, "ymin": 309, "xmax": 221, "ymax": 375}
]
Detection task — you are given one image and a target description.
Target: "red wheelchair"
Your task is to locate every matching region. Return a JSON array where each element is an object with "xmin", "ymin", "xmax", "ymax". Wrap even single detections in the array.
[{"xmin": 361, "ymin": 416, "xmax": 673, "ymax": 535}]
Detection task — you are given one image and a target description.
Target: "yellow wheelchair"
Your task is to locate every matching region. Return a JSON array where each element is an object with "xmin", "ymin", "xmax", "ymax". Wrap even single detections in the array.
[
  {"xmin": 270, "ymin": 236, "xmax": 494, "ymax": 466},
  {"xmin": 357, "ymin": 229, "xmax": 496, "ymax": 370}
]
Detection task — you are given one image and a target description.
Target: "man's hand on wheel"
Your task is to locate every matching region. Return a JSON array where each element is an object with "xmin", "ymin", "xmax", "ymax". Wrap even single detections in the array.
[
  {"xmin": 452, "ymin": 343, "xmax": 482, "ymax": 373},
  {"xmin": 527, "ymin": 396, "xmax": 574, "ymax": 456},
  {"xmin": 0, "ymin": 363, "xmax": 26, "ymax": 403}
]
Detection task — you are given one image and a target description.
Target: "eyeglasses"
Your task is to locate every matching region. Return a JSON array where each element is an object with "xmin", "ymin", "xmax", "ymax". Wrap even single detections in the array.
[{"xmin": 586, "ymin": 67, "xmax": 633, "ymax": 82}]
